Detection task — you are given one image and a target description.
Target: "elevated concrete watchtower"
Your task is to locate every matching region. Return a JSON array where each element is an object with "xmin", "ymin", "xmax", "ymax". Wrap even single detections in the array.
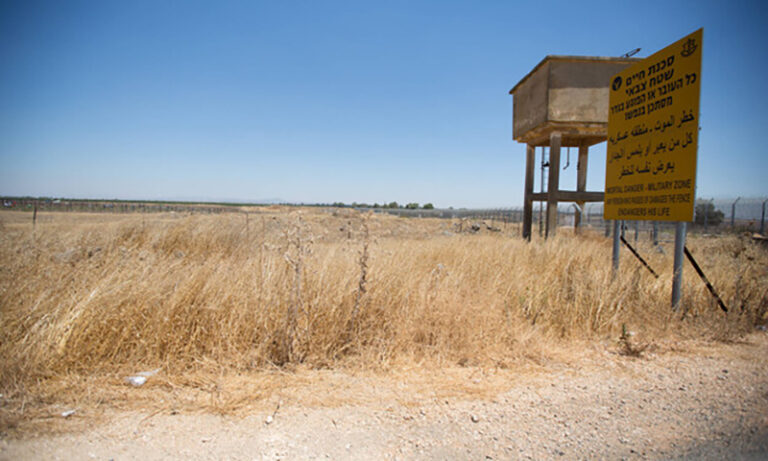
[{"xmin": 510, "ymin": 55, "xmax": 639, "ymax": 239}]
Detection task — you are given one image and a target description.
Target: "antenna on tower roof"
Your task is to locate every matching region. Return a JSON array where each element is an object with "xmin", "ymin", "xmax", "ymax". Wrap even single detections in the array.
[{"xmin": 622, "ymin": 48, "xmax": 641, "ymax": 58}]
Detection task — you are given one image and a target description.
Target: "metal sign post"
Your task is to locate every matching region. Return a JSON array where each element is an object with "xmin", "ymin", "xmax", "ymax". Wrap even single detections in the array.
[
  {"xmin": 671, "ymin": 222, "xmax": 686, "ymax": 308},
  {"xmin": 612, "ymin": 220, "xmax": 621, "ymax": 274}
]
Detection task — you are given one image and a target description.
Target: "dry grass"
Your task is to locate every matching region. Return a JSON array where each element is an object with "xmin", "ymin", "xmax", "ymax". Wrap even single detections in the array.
[{"xmin": 1, "ymin": 209, "xmax": 767, "ymax": 431}]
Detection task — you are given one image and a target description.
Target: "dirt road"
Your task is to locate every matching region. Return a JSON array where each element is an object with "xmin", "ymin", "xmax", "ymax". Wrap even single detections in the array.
[{"xmin": 3, "ymin": 334, "xmax": 767, "ymax": 460}]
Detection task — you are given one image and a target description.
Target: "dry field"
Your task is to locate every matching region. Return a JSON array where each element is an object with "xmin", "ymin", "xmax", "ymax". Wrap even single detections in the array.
[{"xmin": 0, "ymin": 208, "xmax": 766, "ymax": 438}]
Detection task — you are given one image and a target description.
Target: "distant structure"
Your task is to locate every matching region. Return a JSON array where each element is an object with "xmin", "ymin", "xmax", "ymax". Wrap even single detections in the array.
[{"xmin": 509, "ymin": 55, "xmax": 639, "ymax": 239}]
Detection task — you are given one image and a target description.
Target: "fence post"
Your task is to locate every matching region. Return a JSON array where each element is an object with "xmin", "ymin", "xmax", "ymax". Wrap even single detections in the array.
[
  {"xmin": 703, "ymin": 201, "xmax": 708, "ymax": 231},
  {"xmin": 612, "ymin": 220, "xmax": 620, "ymax": 275},
  {"xmin": 634, "ymin": 220, "xmax": 639, "ymax": 243}
]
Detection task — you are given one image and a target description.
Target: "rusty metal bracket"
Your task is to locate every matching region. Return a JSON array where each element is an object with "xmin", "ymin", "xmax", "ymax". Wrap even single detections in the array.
[
  {"xmin": 684, "ymin": 246, "xmax": 729, "ymax": 313},
  {"xmin": 620, "ymin": 235, "xmax": 659, "ymax": 279}
]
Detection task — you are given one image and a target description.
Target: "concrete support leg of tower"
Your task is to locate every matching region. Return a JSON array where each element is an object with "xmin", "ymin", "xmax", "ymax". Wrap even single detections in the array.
[
  {"xmin": 522, "ymin": 144, "xmax": 535, "ymax": 240},
  {"xmin": 574, "ymin": 143, "xmax": 588, "ymax": 232},
  {"xmin": 545, "ymin": 132, "xmax": 561, "ymax": 239}
]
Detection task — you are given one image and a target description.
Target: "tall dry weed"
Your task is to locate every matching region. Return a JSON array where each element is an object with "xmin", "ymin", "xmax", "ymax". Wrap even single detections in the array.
[{"xmin": 0, "ymin": 210, "xmax": 766, "ymax": 394}]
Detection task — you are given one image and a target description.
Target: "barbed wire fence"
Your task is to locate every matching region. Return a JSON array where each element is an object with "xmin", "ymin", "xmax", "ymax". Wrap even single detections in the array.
[
  {"xmin": 1, "ymin": 198, "xmax": 232, "ymax": 215},
  {"xmin": 373, "ymin": 196, "xmax": 768, "ymax": 238},
  {"xmin": 2, "ymin": 196, "xmax": 766, "ymax": 237}
]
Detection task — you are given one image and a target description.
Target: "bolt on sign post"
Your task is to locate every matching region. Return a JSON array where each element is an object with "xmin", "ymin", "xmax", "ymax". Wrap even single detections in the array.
[{"xmin": 604, "ymin": 29, "xmax": 702, "ymax": 308}]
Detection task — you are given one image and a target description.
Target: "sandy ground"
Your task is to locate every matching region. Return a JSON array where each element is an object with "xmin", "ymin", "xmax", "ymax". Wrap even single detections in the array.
[{"xmin": 2, "ymin": 333, "xmax": 767, "ymax": 460}]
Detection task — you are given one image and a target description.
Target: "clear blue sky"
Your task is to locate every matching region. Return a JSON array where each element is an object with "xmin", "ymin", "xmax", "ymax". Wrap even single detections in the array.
[{"xmin": 1, "ymin": 0, "xmax": 766, "ymax": 208}]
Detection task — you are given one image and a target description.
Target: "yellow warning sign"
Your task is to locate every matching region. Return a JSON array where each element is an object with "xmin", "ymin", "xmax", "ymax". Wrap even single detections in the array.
[{"xmin": 604, "ymin": 29, "xmax": 702, "ymax": 222}]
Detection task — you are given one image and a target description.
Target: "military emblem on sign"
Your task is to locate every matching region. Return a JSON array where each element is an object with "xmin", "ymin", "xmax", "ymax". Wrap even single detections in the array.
[
  {"xmin": 612, "ymin": 76, "xmax": 622, "ymax": 91},
  {"xmin": 681, "ymin": 38, "xmax": 697, "ymax": 57}
]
